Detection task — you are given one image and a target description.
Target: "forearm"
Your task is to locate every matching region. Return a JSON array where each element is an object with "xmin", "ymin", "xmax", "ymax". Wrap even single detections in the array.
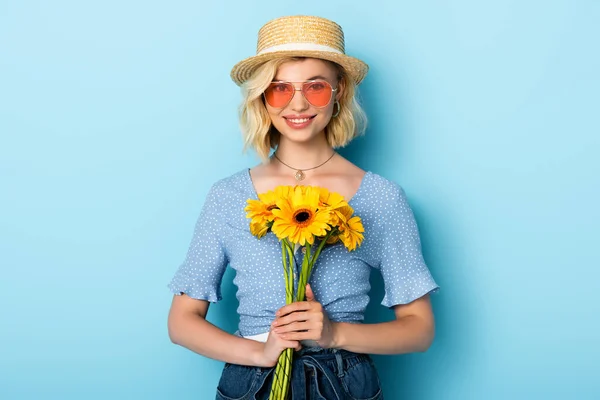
[
  {"xmin": 332, "ymin": 315, "xmax": 434, "ymax": 355},
  {"xmin": 168, "ymin": 312, "xmax": 266, "ymax": 367}
]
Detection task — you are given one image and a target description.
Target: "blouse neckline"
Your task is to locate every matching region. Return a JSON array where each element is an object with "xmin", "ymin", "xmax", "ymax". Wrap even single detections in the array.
[{"xmin": 245, "ymin": 168, "xmax": 371, "ymax": 206}]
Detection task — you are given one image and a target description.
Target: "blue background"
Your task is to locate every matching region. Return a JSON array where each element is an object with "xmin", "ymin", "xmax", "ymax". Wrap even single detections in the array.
[{"xmin": 1, "ymin": 1, "xmax": 598, "ymax": 399}]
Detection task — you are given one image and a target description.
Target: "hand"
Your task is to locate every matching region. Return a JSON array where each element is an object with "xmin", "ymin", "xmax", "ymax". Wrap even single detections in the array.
[
  {"xmin": 258, "ymin": 325, "xmax": 302, "ymax": 368},
  {"xmin": 271, "ymin": 284, "xmax": 336, "ymax": 348}
]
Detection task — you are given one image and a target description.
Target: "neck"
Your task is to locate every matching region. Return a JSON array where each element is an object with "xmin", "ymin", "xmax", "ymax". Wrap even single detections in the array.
[{"xmin": 273, "ymin": 135, "xmax": 334, "ymax": 170}]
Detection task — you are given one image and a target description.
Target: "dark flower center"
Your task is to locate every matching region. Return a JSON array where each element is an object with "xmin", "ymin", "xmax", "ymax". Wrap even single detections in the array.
[{"xmin": 294, "ymin": 210, "xmax": 311, "ymax": 223}]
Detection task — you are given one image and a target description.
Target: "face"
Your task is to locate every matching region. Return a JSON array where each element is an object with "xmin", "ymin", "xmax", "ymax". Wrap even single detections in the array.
[{"xmin": 265, "ymin": 58, "xmax": 342, "ymax": 145}]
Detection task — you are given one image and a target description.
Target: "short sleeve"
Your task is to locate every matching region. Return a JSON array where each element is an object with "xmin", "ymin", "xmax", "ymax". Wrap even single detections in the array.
[
  {"xmin": 167, "ymin": 184, "xmax": 229, "ymax": 302},
  {"xmin": 376, "ymin": 184, "xmax": 439, "ymax": 307}
]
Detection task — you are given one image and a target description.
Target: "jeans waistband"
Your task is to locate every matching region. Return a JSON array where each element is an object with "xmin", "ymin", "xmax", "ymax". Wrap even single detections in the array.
[
  {"xmin": 290, "ymin": 348, "xmax": 361, "ymax": 400},
  {"xmin": 296, "ymin": 346, "xmax": 359, "ymax": 359}
]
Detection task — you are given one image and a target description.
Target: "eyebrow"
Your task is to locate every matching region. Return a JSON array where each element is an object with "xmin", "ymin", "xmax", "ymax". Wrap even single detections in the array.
[{"xmin": 273, "ymin": 75, "xmax": 330, "ymax": 81}]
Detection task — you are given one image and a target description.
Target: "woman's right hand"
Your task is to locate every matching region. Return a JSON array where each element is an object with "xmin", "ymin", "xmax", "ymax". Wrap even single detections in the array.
[{"xmin": 258, "ymin": 326, "xmax": 302, "ymax": 367}]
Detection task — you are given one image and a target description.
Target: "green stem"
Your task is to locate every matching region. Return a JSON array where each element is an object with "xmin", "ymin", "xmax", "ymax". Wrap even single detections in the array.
[
  {"xmin": 310, "ymin": 229, "xmax": 336, "ymax": 267},
  {"xmin": 299, "ymin": 230, "xmax": 337, "ymax": 300},
  {"xmin": 271, "ymin": 242, "xmax": 287, "ymax": 400},
  {"xmin": 275, "ymin": 240, "xmax": 294, "ymax": 399},
  {"xmin": 271, "ymin": 241, "xmax": 295, "ymax": 399},
  {"xmin": 296, "ymin": 243, "xmax": 311, "ymax": 301},
  {"xmin": 270, "ymin": 353, "xmax": 281, "ymax": 399},
  {"xmin": 281, "ymin": 241, "xmax": 290, "ymax": 305},
  {"xmin": 284, "ymin": 240, "xmax": 295, "ymax": 303},
  {"xmin": 282, "ymin": 348, "xmax": 292, "ymax": 399}
]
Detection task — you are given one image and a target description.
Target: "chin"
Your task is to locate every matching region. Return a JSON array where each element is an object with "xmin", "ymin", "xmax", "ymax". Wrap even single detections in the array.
[
  {"xmin": 274, "ymin": 119, "xmax": 328, "ymax": 143},
  {"xmin": 278, "ymin": 129, "xmax": 323, "ymax": 144}
]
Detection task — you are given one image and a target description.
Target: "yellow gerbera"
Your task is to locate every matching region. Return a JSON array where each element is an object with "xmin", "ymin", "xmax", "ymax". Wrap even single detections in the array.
[
  {"xmin": 245, "ymin": 186, "xmax": 293, "ymax": 227},
  {"xmin": 271, "ymin": 186, "xmax": 332, "ymax": 246},
  {"xmin": 318, "ymin": 187, "xmax": 349, "ymax": 229},
  {"xmin": 335, "ymin": 205, "xmax": 365, "ymax": 251},
  {"xmin": 318, "ymin": 187, "xmax": 348, "ymax": 210},
  {"xmin": 326, "ymin": 234, "xmax": 340, "ymax": 245},
  {"xmin": 249, "ymin": 220, "xmax": 269, "ymax": 238}
]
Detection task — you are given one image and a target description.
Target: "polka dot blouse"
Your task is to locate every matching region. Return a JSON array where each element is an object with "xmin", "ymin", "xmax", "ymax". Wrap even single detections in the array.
[{"xmin": 168, "ymin": 169, "xmax": 440, "ymax": 337}]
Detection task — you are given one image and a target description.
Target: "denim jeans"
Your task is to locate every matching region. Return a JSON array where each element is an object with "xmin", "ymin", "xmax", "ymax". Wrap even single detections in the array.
[{"xmin": 215, "ymin": 347, "xmax": 383, "ymax": 400}]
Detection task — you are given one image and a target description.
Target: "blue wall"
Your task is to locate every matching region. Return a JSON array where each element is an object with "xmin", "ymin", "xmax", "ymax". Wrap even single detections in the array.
[{"xmin": 1, "ymin": 1, "xmax": 598, "ymax": 399}]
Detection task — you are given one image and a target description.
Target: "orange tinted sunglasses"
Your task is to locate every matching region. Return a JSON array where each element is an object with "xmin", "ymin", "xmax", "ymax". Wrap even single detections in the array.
[{"xmin": 264, "ymin": 80, "xmax": 338, "ymax": 108}]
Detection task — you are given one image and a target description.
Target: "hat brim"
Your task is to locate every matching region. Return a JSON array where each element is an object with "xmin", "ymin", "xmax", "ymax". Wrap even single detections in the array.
[{"xmin": 230, "ymin": 50, "xmax": 368, "ymax": 86}]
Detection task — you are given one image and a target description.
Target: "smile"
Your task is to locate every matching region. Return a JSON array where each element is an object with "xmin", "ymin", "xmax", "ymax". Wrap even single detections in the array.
[
  {"xmin": 283, "ymin": 115, "xmax": 316, "ymax": 129},
  {"xmin": 284, "ymin": 115, "xmax": 316, "ymax": 121}
]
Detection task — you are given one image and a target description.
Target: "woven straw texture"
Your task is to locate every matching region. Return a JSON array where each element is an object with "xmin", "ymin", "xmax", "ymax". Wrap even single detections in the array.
[{"xmin": 230, "ymin": 16, "xmax": 368, "ymax": 86}]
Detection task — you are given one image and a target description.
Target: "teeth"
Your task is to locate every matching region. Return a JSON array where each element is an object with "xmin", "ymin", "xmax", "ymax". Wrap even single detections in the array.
[{"xmin": 288, "ymin": 118, "xmax": 310, "ymax": 123}]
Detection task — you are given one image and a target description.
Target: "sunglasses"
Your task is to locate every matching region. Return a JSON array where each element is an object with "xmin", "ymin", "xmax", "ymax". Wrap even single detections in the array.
[{"xmin": 264, "ymin": 80, "xmax": 338, "ymax": 109}]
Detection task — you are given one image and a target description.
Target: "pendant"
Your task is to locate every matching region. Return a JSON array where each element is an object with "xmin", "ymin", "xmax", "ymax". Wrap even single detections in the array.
[{"xmin": 295, "ymin": 170, "xmax": 305, "ymax": 181}]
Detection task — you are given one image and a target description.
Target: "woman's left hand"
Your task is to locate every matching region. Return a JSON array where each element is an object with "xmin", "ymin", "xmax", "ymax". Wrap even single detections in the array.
[{"xmin": 271, "ymin": 284, "xmax": 336, "ymax": 348}]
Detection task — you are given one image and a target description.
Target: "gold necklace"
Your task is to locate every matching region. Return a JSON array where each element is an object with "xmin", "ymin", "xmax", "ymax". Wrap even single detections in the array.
[{"xmin": 272, "ymin": 151, "xmax": 336, "ymax": 181}]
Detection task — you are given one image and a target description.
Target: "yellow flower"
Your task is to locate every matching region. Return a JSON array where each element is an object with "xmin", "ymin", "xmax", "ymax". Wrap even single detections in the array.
[
  {"xmin": 318, "ymin": 187, "xmax": 347, "ymax": 210},
  {"xmin": 249, "ymin": 220, "xmax": 269, "ymax": 238},
  {"xmin": 245, "ymin": 187, "xmax": 293, "ymax": 238},
  {"xmin": 318, "ymin": 187, "xmax": 350, "ymax": 229},
  {"xmin": 335, "ymin": 205, "xmax": 365, "ymax": 251},
  {"xmin": 326, "ymin": 234, "xmax": 340, "ymax": 245},
  {"xmin": 245, "ymin": 190, "xmax": 277, "ymax": 223},
  {"xmin": 271, "ymin": 186, "xmax": 332, "ymax": 245}
]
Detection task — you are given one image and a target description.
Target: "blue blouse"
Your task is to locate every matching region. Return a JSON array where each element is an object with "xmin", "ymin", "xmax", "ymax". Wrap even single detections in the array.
[{"xmin": 168, "ymin": 169, "xmax": 439, "ymax": 337}]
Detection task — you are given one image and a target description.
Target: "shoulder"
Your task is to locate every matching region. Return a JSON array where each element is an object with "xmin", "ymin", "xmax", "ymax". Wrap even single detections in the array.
[
  {"xmin": 357, "ymin": 172, "xmax": 418, "ymax": 230},
  {"xmin": 206, "ymin": 169, "xmax": 252, "ymax": 196},
  {"xmin": 200, "ymin": 169, "xmax": 253, "ymax": 211},
  {"xmin": 360, "ymin": 173, "xmax": 420, "ymax": 239},
  {"xmin": 363, "ymin": 172, "xmax": 409, "ymax": 205}
]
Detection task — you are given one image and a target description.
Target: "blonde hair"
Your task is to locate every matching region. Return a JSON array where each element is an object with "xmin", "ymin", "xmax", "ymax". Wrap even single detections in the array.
[{"xmin": 238, "ymin": 57, "xmax": 368, "ymax": 161}]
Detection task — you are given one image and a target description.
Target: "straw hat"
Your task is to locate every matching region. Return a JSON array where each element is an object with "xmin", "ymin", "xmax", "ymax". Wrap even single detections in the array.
[{"xmin": 230, "ymin": 15, "xmax": 368, "ymax": 86}]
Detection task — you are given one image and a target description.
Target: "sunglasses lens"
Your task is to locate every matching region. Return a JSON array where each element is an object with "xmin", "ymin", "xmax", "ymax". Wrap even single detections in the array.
[
  {"xmin": 303, "ymin": 81, "xmax": 333, "ymax": 107},
  {"xmin": 265, "ymin": 83, "xmax": 294, "ymax": 107},
  {"xmin": 264, "ymin": 81, "xmax": 334, "ymax": 108}
]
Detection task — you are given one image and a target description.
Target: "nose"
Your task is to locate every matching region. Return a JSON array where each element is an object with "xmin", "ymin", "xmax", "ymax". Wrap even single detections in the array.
[{"xmin": 289, "ymin": 85, "xmax": 309, "ymax": 112}]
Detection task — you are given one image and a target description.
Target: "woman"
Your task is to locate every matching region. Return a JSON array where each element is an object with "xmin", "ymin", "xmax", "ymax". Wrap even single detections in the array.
[{"xmin": 167, "ymin": 15, "xmax": 439, "ymax": 400}]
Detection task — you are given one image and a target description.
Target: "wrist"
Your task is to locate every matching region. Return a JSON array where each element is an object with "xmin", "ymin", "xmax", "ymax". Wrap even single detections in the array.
[
  {"xmin": 331, "ymin": 321, "xmax": 346, "ymax": 349},
  {"xmin": 250, "ymin": 340, "xmax": 268, "ymax": 367}
]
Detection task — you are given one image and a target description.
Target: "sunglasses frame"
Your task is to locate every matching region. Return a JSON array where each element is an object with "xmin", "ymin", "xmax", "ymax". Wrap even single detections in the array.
[{"xmin": 264, "ymin": 79, "xmax": 338, "ymax": 109}]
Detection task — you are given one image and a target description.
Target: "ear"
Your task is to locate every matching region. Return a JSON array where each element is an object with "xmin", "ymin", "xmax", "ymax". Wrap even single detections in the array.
[{"xmin": 336, "ymin": 77, "xmax": 345, "ymax": 101}]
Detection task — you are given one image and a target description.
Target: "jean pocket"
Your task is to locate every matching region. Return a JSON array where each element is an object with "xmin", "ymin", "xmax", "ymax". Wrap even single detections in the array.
[
  {"xmin": 216, "ymin": 363, "xmax": 261, "ymax": 400},
  {"xmin": 341, "ymin": 357, "xmax": 382, "ymax": 400},
  {"xmin": 216, "ymin": 364, "xmax": 274, "ymax": 400}
]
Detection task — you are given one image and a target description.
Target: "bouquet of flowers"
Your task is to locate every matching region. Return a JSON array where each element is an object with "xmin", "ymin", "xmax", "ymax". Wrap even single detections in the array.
[{"xmin": 245, "ymin": 185, "xmax": 365, "ymax": 400}]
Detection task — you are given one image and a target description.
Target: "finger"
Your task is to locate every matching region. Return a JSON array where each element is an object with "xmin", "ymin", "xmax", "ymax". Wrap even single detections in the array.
[
  {"xmin": 306, "ymin": 283, "xmax": 315, "ymax": 302},
  {"xmin": 276, "ymin": 301, "xmax": 311, "ymax": 317},
  {"xmin": 270, "ymin": 329, "xmax": 300, "ymax": 346},
  {"xmin": 282, "ymin": 338, "xmax": 301, "ymax": 349},
  {"xmin": 293, "ymin": 342, "xmax": 303, "ymax": 351},
  {"xmin": 281, "ymin": 330, "xmax": 319, "ymax": 342},
  {"xmin": 272, "ymin": 311, "xmax": 309, "ymax": 328},
  {"xmin": 275, "ymin": 321, "xmax": 313, "ymax": 334},
  {"xmin": 275, "ymin": 332, "xmax": 301, "ymax": 349}
]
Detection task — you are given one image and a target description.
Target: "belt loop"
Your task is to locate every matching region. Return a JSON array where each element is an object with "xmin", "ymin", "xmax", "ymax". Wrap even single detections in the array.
[{"xmin": 334, "ymin": 349, "xmax": 345, "ymax": 378}]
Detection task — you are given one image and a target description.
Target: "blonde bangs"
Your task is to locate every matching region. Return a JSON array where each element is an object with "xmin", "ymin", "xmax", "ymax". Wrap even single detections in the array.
[{"xmin": 238, "ymin": 58, "xmax": 367, "ymax": 162}]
